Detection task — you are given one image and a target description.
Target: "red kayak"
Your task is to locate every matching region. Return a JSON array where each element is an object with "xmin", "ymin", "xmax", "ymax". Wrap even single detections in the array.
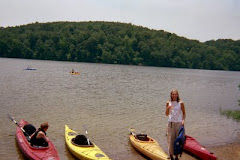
[
  {"xmin": 183, "ymin": 135, "xmax": 217, "ymax": 160},
  {"xmin": 16, "ymin": 119, "xmax": 60, "ymax": 160}
]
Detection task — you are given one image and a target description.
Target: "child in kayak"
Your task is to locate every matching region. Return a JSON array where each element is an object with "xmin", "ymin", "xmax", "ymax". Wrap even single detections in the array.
[{"xmin": 30, "ymin": 122, "xmax": 49, "ymax": 147}]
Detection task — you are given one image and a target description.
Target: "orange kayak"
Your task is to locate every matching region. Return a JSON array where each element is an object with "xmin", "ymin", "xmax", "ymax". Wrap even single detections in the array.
[
  {"xmin": 70, "ymin": 72, "xmax": 80, "ymax": 75},
  {"xmin": 129, "ymin": 128, "xmax": 168, "ymax": 160}
]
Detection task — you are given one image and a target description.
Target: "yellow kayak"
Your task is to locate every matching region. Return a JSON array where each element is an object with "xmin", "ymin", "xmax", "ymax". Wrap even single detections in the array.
[
  {"xmin": 70, "ymin": 72, "xmax": 80, "ymax": 75},
  {"xmin": 65, "ymin": 125, "xmax": 111, "ymax": 160},
  {"xmin": 129, "ymin": 128, "xmax": 168, "ymax": 160}
]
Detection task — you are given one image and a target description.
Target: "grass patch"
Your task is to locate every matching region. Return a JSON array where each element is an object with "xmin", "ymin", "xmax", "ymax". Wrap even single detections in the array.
[{"xmin": 220, "ymin": 110, "xmax": 240, "ymax": 121}]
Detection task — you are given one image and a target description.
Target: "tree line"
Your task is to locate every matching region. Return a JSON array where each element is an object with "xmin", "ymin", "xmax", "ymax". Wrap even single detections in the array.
[{"xmin": 0, "ymin": 21, "xmax": 239, "ymax": 71}]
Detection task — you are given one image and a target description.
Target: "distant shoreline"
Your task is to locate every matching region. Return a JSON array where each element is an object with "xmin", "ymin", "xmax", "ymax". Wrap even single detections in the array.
[{"xmin": 1, "ymin": 21, "xmax": 240, "ymax": 71}]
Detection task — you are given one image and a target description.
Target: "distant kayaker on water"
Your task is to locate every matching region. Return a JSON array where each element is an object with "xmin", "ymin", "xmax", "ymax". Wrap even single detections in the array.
[
  {"xmin": 30, "ymin": 122, "xmax": 49, "ymax": 147},
  {"xmin": 165, "ymin": 89, "xmax": 186, "ymax": 160},
  {"xmin": 71, "ymin": 69, "xmax": 75, "ymax": 73}
]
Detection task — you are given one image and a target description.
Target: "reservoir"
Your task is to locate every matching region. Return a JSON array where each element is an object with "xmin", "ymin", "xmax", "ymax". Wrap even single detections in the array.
[{"xmin": 0, "ymin": 58, "xmax": 240, "ymax": 160}]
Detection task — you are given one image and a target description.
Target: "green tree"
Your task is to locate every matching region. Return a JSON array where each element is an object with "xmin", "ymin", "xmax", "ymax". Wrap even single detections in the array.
[{"xmin": 0, "ymin": 21, "xmax": 239, "ymax": 71}]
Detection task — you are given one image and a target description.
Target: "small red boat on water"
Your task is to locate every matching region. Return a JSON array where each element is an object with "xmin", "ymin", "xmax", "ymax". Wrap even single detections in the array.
[
  {"xmin": 16, "ymin": 119, "xmax": 60, "ymax": 160},
  {"xmin": 184, "ymin": 135, "xmax": 217, "ymax": 160}
]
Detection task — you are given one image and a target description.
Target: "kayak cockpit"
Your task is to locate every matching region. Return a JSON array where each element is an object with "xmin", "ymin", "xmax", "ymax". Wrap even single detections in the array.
[
  {"xmin": 71, "ymin": 135, "xmax": 94, "ymax": 147},
  {"xmin": 23, "ymin": 124, "xmax": 36, "ymax": 137},
  {"xmin": 136, "ymin": 134, "xmax": 148, "ymax": 141},
  {"xmin": 129, "ymin": 128, "xmax": 154, "ymax": 142},
  {"xmin": 135, "ymin": 134, "xmax": 154, "ymax": 142}
]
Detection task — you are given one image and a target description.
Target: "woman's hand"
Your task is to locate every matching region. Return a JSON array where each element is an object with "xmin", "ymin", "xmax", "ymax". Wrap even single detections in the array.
[
  {"xmin": 182, "ymin": 120, "xmax": 185, "ymax": 126},
  {"xmin": 168, "ymin": 105, "xmax": 173, "ymax": 110},
  {"xmin": 166, "ymin": 102, "xmax": 173, "ymax": 116}
]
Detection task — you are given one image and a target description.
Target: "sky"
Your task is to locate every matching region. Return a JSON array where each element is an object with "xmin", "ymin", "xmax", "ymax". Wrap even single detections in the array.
[{"xmin": 0, "ymin": 0, "xmax": 240, "ymax": 42}]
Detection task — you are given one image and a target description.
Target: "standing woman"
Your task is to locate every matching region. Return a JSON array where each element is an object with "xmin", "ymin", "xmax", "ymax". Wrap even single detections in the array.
[{"xmin": 166, "ymin": 89, "xmax": 186, "ymax": 160}]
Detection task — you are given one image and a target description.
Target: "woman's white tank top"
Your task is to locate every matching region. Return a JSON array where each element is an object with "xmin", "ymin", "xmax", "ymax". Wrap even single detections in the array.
[{"xmin": 168, "ymin": 101, "xmax": 183, "ymax": 122}]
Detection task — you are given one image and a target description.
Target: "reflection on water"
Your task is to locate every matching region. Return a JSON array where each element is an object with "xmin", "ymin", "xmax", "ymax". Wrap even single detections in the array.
[{"xmin": 0, "ymin": 58, "xmax": 240, "ymax": 160}]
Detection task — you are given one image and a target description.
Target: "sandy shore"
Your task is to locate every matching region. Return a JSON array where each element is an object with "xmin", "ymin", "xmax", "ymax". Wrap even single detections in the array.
[{"xmin": 179, "ymin": 141, "xmax": 240, "ymax": 160}]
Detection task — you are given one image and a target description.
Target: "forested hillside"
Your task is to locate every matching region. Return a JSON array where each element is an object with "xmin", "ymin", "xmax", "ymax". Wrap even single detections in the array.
[{"xmin": 0, "ymin": 21, "xmax": 239, "ymax": 70}]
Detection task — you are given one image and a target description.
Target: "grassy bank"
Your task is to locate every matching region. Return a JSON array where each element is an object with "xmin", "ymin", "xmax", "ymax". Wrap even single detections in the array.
[{"xmin": 220, "ymin": 110, "xmax": 240, "ymax": 121}]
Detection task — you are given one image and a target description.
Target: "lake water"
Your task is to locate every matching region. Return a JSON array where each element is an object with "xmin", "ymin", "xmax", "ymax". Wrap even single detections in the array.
[{"xmin": 0, "ymin": 58, "xmax": 240, "ymax": 160}]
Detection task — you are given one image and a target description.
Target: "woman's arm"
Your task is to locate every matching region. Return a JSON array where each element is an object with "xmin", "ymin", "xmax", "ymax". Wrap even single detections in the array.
[
  {"xmin": 181, "ymin": 102, "xmax": 186, "ymax": 125},
  {"xmin": 165, "ymin": 101, "xmax": 171, "ymax": 116}
]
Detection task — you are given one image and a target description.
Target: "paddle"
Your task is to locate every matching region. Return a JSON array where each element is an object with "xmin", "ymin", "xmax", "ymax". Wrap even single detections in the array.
[
  {"xmin": 83, "ymin": 125, "xmax": 90, "ymax": 145},
  {"xmin": 8, "ymin": 114, "xmax": 31, "ymax": 140},
  {"xmin": 129, "ymin": 128, "xmax": 136, "ymax": 136}
]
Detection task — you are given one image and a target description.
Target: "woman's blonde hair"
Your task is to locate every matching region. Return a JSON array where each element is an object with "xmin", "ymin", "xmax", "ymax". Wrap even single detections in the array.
[
  {"xmin": 40, "ymin": 122, "xmax": 49, "ymax": 130},
  {"xmin": 170, "ymin": 89, "xmax": 180, "ymax": 102}
]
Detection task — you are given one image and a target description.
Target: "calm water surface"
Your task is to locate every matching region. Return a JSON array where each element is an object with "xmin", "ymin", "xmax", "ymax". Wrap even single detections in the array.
[{"xmin": 1, "ymin": 58, "xmax": 240, "ymax": 160}]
